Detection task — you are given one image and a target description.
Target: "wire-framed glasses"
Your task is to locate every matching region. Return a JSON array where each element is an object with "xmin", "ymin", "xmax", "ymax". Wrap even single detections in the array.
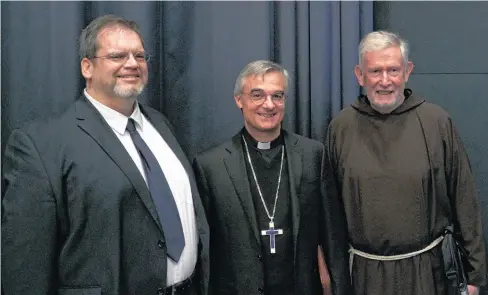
[
  {"xmin": 243, "ymin": 90, "xmax": 287, "ymax": 105},
  {"xmin": 93, "ymin": 52, "xmax": 150, "ymax": 63}
]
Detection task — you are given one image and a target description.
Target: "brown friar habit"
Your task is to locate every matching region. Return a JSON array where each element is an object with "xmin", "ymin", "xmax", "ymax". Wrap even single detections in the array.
[{"xmin": 325, "ymin": 89, "xmax": 487, "ymax": 295}]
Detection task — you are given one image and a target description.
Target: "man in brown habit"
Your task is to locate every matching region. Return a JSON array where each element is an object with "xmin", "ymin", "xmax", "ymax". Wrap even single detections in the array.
[
  {"xmin": 325, "ymin": 30, "xmax": 487, "ymax": 295},
  {"xmin": 193, "ymin": 60, "xmax": 351, "ymax": 295}
]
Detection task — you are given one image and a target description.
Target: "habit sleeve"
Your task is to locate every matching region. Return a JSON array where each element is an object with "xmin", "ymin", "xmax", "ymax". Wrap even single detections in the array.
[
  {"xmin": 321, "ymin": 130, "xmax": 352, "ymax": 295},
  {"xmin": 444, "ymin": 118, "xmax": 487, "ymax": 286}
]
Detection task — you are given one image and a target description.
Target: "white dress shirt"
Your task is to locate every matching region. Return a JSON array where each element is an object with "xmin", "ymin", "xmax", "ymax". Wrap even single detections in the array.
[{"xmin": 84, "ymin": 90, "xmax": 198, "ymax": 285}]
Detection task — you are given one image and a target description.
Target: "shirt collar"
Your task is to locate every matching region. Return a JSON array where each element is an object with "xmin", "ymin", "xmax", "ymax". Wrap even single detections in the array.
[
  {"xmin": 241, "ymin": 127, "xmax": 284, "ymax": 150},
  {"xmin": 84, "ymin": 89, "xmax": 144, "ymax": 135}
]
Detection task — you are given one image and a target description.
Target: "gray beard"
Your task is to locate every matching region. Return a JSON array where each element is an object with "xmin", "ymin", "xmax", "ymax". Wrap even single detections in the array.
[
  {"xmin": 113, "ymin": 84, "xmax": 145, "ymax": 99},
  {"xmin": 370, "ymin": 95, "xmax": 405, "ymax": 114}
]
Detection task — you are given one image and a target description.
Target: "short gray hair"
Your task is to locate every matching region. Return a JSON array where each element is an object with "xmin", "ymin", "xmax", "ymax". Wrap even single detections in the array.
[
  {"xmin": 358, "ymin": 31, "xmax": 409, "ymax": 68},
  {"xmin": 233, "ymin": 60, "xmax": 289, "ymax": 96},
  {"xmin": 79, "ymin": 14, "xmax": 144, "ymax": 62}
]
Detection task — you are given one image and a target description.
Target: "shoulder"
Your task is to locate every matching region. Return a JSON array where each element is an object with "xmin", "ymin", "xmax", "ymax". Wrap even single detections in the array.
[
  {"xmin": 327, "ymin": 106, "xmax": 358, "ymax": 141},
  {"xmin": 194, "ymin": 137, "xmax": 235, "ymax": 166},
  {"xmin": 139, "ymin": 103, "xmax": 174, "ymax": 127},
  {"xmin": 4, "ymin": 106, "xmax": 79, "ymax": 169},
  {"xmin": 415, "ymin": 102, "xmax": 460, "ymax": 145},
  {"xmin": 284, "ymin": 131, "xmax": 324, "ymax": 152},
  {"xmin": 139, "ymin": 103, "xmax": 164, "ymax": 118},
  {"xmin": 11, "ymin": 105, "xmax": 76, "ymax": 144},
  {"xmin": 331, "ymin": 106, "xmax": 357, "ymax": 123},
  {"xmin": 417, "ymin": 101, "xmax": 452, "ymax": 124},
  {"xmin": 329, "ymin": 106, "xmax": 357, "ymax": 130}
]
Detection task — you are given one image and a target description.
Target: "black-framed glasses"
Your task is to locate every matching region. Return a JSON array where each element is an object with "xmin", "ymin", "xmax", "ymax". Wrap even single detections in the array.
[
  {"xmin": 243, "ymin": 90, "xmax": 287, "ymax": 105},
  {"xmin": 92, "ymin": 52, "xmax": 150, "ymax": 64}
]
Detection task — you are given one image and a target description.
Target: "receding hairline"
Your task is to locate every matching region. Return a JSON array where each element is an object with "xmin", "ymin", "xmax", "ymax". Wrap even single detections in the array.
[
  {"xmin": 239, "ymin": 70, "xmax": 287, "ymax": 92},
  {"xmin": 96, "ymin": 24, "xmax": 143, "ymax": 45},
  {"xmin": 245, "ymin": 69, "xmax": 286, "ymax": 81},
  {"xmin": 233, "ymin": 60, "xmax": 290, "ymax": 97}
]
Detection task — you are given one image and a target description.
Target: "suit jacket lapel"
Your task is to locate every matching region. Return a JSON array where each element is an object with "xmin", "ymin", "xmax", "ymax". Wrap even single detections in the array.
[
  {"xmin": 284, "ymin": 131, "xmax": 302, "ymax": 263},
  {"xmin": 74, "ymin": 97, "xmax": 163, "ymax": 233},
  {"xmin": 223, "ymin": 134, "xmax": 261, "ymax": 245}
]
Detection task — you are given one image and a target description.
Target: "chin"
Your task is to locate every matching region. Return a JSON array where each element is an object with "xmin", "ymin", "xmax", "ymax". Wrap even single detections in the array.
[
  {"xmin": 114, "ymin": 85, "xmax": 145, "ymax": 98},
  {"xmin": 257, "ymin": 124, "xmax": 281, "ymax": 133},
  {"xmin": 258, "ymin": 119, "xmax": 280, "ymax": 127},
  {"xmin": 372, "ymin": 97, "xmax": 396, "ymax": 107}
]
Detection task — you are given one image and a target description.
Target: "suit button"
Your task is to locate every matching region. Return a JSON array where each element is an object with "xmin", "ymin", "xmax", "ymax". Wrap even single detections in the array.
[
  {"xmin": 258, "ymin": 287, "xmax": 264, "ymax": 293},
  {"xmin": 158, "ymin": 240, "xmax": 165, "ymax": 248},
  {"xmin": 257, "ymin": 254, "xmax": 262, "ymax": 261},
  {"xmin": 157, "ymin": 287, "xmax": 165, "ymax": 295}
]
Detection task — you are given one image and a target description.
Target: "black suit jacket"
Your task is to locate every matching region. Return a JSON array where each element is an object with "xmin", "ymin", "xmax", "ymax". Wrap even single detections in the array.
[
  {"xmin": 192, "ymin": 130, "xmax": 350, "ymax": 295},
  {"xmin": 1, "ymin": 96, "xmax": 210, "ymax": 295}
]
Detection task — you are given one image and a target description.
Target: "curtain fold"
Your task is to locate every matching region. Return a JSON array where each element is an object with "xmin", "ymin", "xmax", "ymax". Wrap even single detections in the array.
[
  {"xmin": 274, "ymin": 1, "xmax": 373, "ymax": 142},
  {"xmin": 1, "ymin": 1, "xmax": 373, "ymax": 158}
]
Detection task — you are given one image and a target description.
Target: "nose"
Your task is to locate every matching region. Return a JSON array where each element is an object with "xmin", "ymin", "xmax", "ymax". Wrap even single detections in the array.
[
  {"xmin": 380, "ymin": 71, "xmax": 391, "ymax": 85},
  {"xmin": 262, "ymin": 95, "xmax": 276, "ymax": 108},
  {"xmin": 124, "ymin": 53, "xmax": 139, "ymax": 67}
]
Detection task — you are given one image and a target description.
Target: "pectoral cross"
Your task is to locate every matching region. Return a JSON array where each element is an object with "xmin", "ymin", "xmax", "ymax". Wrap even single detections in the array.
[{"xmin": 261, "ymin": 221, "xmax": 283, "ymax": 254}]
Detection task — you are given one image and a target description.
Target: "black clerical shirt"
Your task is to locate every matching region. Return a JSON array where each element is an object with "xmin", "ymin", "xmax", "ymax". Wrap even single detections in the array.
[{"xmin": 242, "ymin": 129, "xmax": 295, "ymax": 295}]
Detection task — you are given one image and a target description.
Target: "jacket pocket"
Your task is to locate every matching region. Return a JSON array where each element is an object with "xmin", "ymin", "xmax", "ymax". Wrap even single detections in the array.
[{"xmin": 58, "ymin": 287, "xmax": 102, "ymax": 295}]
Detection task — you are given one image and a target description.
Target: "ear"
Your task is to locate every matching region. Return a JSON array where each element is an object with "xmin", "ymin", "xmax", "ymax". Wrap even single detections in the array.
[
  {"xmin": 354, "ymin": 65, "xmax": 365, "ymax": 86},
  {"xmin": 404, "ymin": 61, "xmax": 414, "ymax": 82},
  {"xmin": 81, "ymin": 58, "xmax": 94, "ymax": 79},
  {"xmin": 234, "ymin": 95, "xmax": 243, "ymax": 109}
]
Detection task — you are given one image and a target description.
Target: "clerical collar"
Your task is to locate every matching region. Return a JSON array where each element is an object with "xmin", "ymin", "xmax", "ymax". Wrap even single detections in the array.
[{"xmin": 242, "ymin": 128, "xmax": 284, "ymax": 150}]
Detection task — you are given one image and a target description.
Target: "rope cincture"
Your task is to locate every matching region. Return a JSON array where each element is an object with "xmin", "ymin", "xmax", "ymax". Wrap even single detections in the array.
[{"xmin": 348, "ymin": 235, "xmax": 445, "ymax": 277}]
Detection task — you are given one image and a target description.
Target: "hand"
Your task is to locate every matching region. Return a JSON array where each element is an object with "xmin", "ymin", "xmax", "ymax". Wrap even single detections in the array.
[
  {"xmin": 318, "ymin": 246, "xmax": 332, "ymax": 295},
  {"xmin": 468, "ymin": 285, "xmax": 479, "ymax": 295}
]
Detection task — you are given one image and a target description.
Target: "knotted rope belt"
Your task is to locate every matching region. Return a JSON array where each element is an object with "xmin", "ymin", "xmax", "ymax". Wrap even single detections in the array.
[{"xmin": 348, "ymin": 235, "xmax": 445, "ymax": 276}]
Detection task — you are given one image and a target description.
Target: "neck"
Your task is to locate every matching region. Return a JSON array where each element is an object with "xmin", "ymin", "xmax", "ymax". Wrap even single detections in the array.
[
  {"xmin": 244, "ymin": 125, "xmax": 281, "ymax": 143},
  {"xmin": 86, "ymin": 88, "xmax": 136, "ymax": 116}
]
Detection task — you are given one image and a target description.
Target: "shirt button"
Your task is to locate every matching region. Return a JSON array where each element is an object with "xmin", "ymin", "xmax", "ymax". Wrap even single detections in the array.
[
  {"xmin": 158, "ymin": 240, "xmax": 165, "ymax": 248},
  {"xmin": 258, "ymin": 287, "xmax": 264, "ymax": 293},
  {"xmin": 157, "ymin": 287, "xmax": 165, "ymax": 295}
]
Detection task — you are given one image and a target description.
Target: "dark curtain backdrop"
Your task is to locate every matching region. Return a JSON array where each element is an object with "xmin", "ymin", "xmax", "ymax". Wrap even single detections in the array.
[
  {"xmin": 4, "ymin": 3, "xmax": 488, "ymax": 294},
  {"xmin": 1, "ymin": 1, "xmax": 372, "ymax": 159}
]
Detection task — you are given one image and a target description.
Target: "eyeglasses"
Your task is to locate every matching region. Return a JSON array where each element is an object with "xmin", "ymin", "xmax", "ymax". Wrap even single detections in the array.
[
  {"xmin": 92, "ymin": 52, "xmax": 150, "ymax": 63},
  {"xmin": 243, "ymin": 90, "xmax": 287, "ymax": 105}
]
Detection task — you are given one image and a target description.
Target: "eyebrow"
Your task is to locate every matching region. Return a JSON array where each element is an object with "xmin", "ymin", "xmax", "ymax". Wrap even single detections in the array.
[
  {"xmin": 249, "ymin": 88, "xmax": 284, "ymax": 93},
  {"xmin": 106, "ymin": 50, "xmax": 145, "ymax": 54}
]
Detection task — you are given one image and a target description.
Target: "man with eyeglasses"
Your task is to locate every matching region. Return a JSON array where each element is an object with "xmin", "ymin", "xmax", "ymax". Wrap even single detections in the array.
[
  {"xmin": 192, "ymin": 60, "xmax": 351, "ymax": 295},
  {"xmin": 2, "ymin": 15, "xmax": 209, "ymax": 295},
  {"xmin": 325, "ymin": 31, "xmax": 486, "ymax": 295}
]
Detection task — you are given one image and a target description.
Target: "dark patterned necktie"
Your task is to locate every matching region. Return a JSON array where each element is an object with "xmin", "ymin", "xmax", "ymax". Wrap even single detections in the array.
[{"xmin": 126, "ymin": 118, "xmax": 185, "ymax": 262}]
